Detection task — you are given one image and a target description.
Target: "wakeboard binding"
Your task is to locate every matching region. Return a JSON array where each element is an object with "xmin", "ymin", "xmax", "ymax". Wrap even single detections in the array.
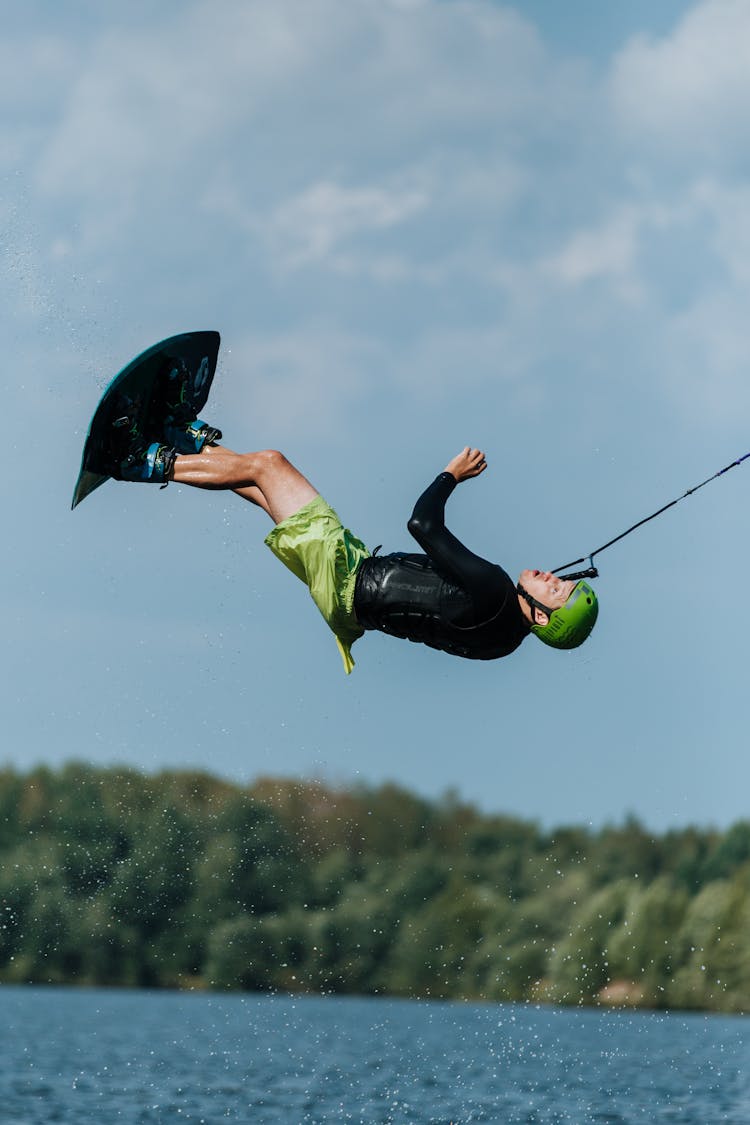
[
  {"xmin": 157, "ymin": 355, "xmax": 222, "ymax": 453},
  {"xmin": 100, "ymin": 399, "xmax": 176, "ymax": 483}
]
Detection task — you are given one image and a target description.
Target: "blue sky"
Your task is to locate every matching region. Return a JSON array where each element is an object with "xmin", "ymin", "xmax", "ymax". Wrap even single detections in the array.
[{"xmin": 5, "ymin": 0, "xmax": 750, "ymax": 829}]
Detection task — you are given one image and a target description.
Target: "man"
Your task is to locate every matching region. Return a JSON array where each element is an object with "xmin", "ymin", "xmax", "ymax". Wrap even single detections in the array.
[{"xmin": 109, "ymin": 421, "xmax": 598, "ymax": 673}]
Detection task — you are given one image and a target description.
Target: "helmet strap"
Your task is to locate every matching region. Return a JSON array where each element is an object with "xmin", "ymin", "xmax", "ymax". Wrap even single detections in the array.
[{"xmin": 516, "ymin": 583, "xmax": 556, "ymax": 627}]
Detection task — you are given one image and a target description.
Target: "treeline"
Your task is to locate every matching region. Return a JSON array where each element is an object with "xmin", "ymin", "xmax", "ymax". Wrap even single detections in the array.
[{"xmin": 1, "ymin": 763, "xmax": 750, "ymax": 1011}]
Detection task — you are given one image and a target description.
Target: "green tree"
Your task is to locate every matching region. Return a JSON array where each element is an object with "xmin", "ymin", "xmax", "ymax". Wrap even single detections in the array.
[
  {"xmin": 0, "ymin": 835, "xmax": 63, "ymax": 973},
  {"xmin": 605, "ymin": 877, "xmax": 689, "ymax": 1005},
  {"xmin": 701, "ymin": 822, "xmax": 750, "ymax": 882},
  {"xmin": 547, "ymin": 879, "xmax": 632, "ymax": 1004},
  {"xmin": 668, "ymin": 878, "xmax": 750, "ymax": 1011},
  {"xmin": 589, "ymin": 817, "xmax": 662, "ymax": 887},
  {"xmin": 73, "ymin": 898, "xmax": 141, "ymax": 986},
  {"xmin": 383, "ymin": 877, "xmax": 490, "ymax": 999},
  {"xmin": 205, "ymin": 916, "xmax": 271, "ymax": 990}
]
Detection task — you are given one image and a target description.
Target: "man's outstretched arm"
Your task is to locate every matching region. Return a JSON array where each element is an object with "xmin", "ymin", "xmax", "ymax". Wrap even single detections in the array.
[{"xmin": 406, "ymin": 447, "xmax": 504, "ymax": 602}]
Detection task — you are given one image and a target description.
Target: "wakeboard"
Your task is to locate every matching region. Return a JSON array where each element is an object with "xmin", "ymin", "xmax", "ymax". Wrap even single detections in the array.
[{"xmin": 72, "ymin": 330, "xmax": 221, "ymax": 509}]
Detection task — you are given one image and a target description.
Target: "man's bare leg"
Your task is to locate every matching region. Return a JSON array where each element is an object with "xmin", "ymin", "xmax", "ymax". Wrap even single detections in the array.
[
  {"xmin": 230, "ymin": 483, "xmax": 272, "ymax": 516},
  {"xmin": 171, "ymin": 445, "xmax": 318, "ymax": 524}
]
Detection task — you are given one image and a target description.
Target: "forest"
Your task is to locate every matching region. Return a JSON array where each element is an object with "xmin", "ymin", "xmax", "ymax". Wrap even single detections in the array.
[{"xmin": 1, "ymin": 762, "xmax": 749, "ymax": 1012}]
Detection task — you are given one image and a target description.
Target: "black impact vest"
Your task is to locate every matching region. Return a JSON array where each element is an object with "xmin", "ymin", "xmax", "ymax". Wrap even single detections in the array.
[{"xmin": 353, "ymin": 552, "xmax": 529, "ymax": 661}]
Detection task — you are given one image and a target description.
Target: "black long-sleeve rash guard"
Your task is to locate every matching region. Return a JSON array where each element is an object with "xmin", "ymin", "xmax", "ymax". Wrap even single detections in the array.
[{"xmin": 353, "ymin": 472, "xmax": 530, "ymax": 660}]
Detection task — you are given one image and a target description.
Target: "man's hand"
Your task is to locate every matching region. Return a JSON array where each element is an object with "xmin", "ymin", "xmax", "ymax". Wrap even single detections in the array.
[{"xmin": 444, "ymin": 447, "xmax": 487, "ymax": 483}]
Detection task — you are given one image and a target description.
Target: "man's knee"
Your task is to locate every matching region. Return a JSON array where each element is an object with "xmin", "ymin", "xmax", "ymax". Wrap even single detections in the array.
[{"xmin": 255, "ymin": 449, "xmax": 290, "ymax": 475}]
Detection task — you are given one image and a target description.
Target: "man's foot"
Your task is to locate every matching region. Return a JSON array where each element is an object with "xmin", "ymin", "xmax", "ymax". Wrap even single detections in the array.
[
  {"xmin": 159, "ymin": 356, "xmax": 222, "ymax": 453},
  {"xmin": 163, "ymin": 417, "xmax": 222, "ymax": 454},
  {"xmin": 99, "ymin": 402, "xmax": 176, "ymax": 483},
  {"xmin": 111, "ymin": 435, "xmax": 176, "ymax": 483}
]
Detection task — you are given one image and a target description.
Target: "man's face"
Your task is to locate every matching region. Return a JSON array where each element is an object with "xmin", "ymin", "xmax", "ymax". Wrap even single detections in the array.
[{"xmin": 518, "ymin": 569, "xmax": 576, "ymax": 611}]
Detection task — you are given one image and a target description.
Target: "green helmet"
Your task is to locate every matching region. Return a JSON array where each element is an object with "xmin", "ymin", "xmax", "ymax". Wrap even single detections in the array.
[{"xmin": 527, "ymin": 580, "xmax": 599, "ymax": 650}]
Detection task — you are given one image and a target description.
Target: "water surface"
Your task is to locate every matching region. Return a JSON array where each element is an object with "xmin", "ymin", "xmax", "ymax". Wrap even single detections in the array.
[{"xmin": 1, "ymin": 986, "xmax": 748, "ymax": 1123}]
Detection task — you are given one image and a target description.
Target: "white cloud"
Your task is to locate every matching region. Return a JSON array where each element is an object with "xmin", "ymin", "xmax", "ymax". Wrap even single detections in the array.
[
  {"xmin": 612, "ymin": 0, "xmax": 750, "ymax": 159},
  {"xmin": 260, "ymin": 180, "xmax": 429, "ymax": 268},
  {"xmin": 691, "ymin": 179, "xmax": 750, "ymax": 285},
  {"xmin": 541, "ymin": 206, "xmax": 643, "ymax": 290},
  {"xmin": 11, "ymin": 0, "xmax": 750, "ymax": 439},
  {"xmin": 26, "ymin": 1, "xmax": 565, "ymax": 241},
  {"xmin": 221, "ymin": 326, "xmax": 375, "ymax": 440},
  {"xmin": 659, "ymin": 290, "xmax": 750, "ymax": 420}
]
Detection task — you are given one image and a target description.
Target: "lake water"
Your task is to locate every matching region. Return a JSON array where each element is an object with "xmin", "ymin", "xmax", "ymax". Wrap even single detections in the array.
[{"xmin": 1, "ymin": 986, "xmax": 748, "ymax": 1124}]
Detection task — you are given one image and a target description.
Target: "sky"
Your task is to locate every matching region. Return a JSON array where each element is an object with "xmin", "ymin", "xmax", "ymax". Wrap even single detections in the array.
[{"xmin": 4, "ymin": 0, "xmax": 750, "ymax": 831}]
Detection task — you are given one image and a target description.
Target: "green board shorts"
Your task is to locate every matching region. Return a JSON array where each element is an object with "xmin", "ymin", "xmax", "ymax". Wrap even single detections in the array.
[{"xmin": 264, "ymin": 495, "xmax": 371, "ymax": 674}]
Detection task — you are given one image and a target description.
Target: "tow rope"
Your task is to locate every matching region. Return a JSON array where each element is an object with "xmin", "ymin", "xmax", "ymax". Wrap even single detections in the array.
[{"xmin": 553, "ymin": 449, "xmax": 750, "ymax": 581}]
